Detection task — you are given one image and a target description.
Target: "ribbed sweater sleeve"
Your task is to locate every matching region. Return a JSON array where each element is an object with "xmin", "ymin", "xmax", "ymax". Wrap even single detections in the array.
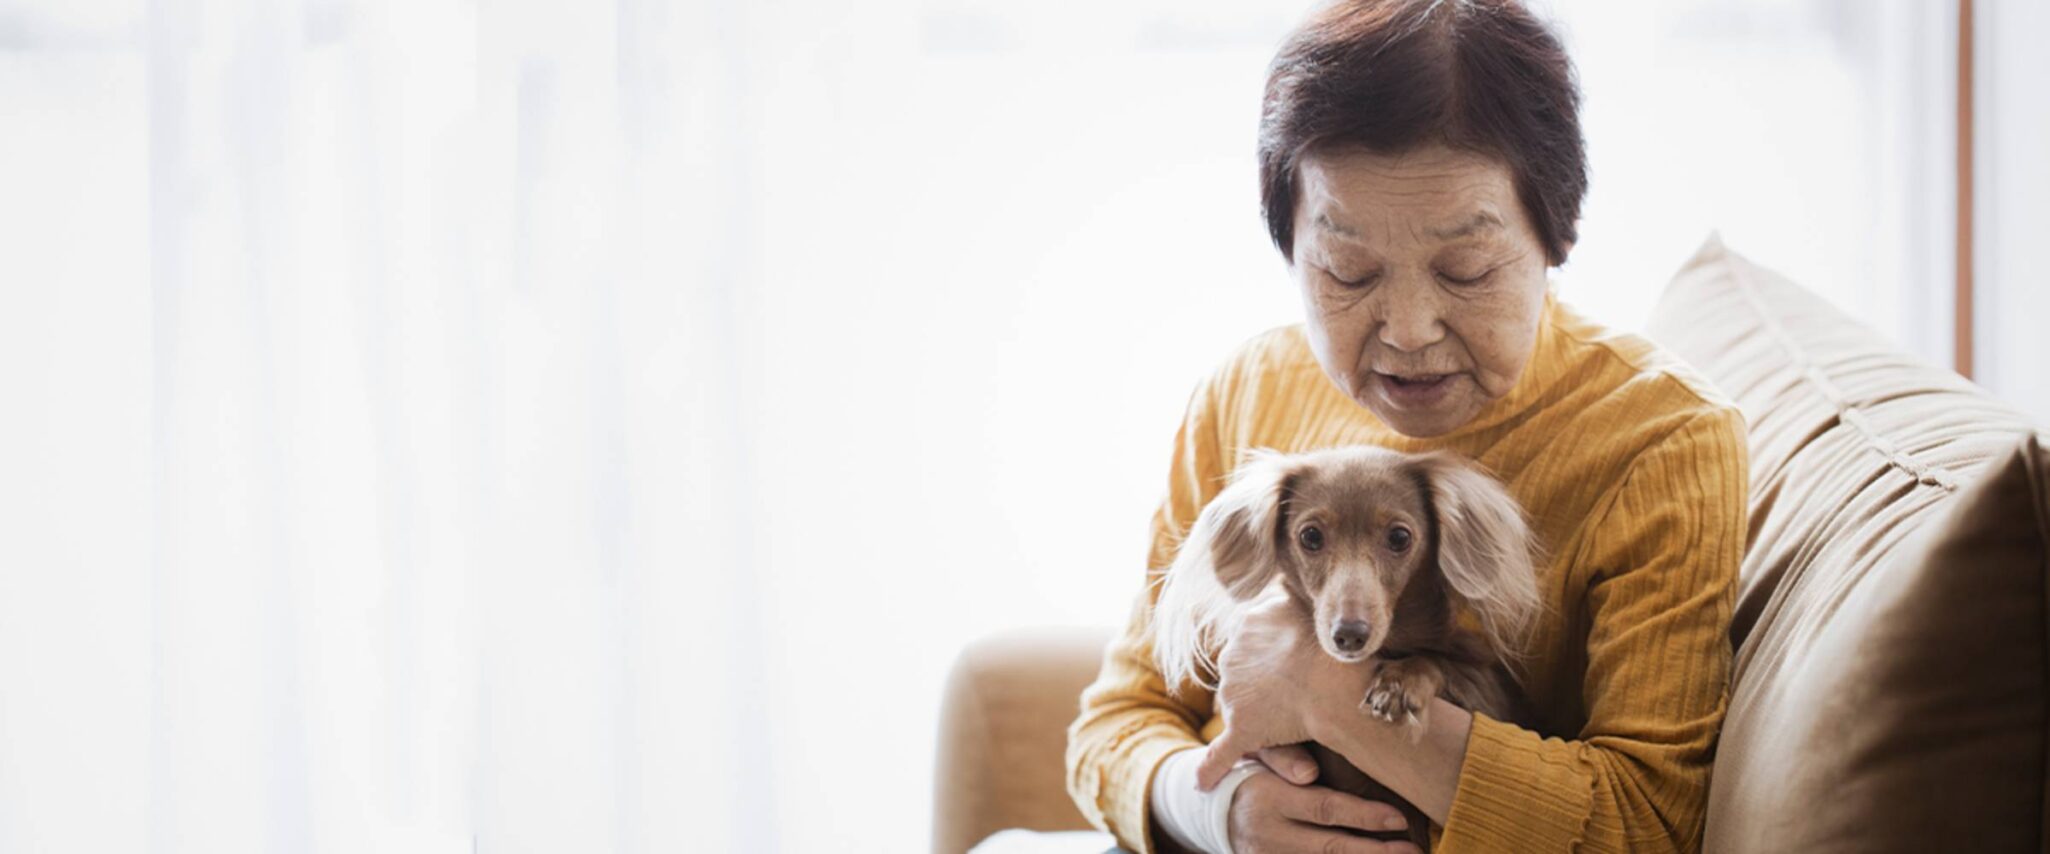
[{"xmin": 1438, "ymin": 409, "xmax": 1747, "ymax": 852}]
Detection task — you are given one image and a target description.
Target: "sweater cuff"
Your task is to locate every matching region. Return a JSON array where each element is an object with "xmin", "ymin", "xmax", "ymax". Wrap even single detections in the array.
[
  {"xmin": 1439, "ymin": 712, "xmax": 1594, "ymax": 853},
  {"xmin": 1118, "ymin": 732, "xmax": 1206, "ymax": 854}
]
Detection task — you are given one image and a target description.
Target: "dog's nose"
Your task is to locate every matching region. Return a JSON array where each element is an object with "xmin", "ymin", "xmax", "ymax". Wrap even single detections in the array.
[{"xmin": 1332, "ymin": 619, "xmax": 1371, "ymax": 654}]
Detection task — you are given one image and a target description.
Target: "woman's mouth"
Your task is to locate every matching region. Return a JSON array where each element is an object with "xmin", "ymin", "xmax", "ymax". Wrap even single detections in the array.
[{"xmin": 1372, "ymin": 372, "xmax": 1457, "ymax": 410}]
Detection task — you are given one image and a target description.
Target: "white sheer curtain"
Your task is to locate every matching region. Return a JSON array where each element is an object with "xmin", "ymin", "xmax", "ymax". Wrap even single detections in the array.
[
  {"xmin": 0, "ymin": 1, "xmax": 1963, "ymax": 852},
  {"xmin": 8, "ymin": 0, "xmax": 781, "ymax": 849},
  {"xmin": 132, "ymin": 0, "xmax": 780, "ymax": 849}
]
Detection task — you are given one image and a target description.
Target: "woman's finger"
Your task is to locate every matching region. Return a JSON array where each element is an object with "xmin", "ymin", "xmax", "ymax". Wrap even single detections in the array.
[
  {"xmin": 1255, "ymin": 743, "xmax": 1318, "ymax": 785},
  {"xmin": 1195, "ymin": 732, "xmax": 1252, "ymax": 790},
  {"xmin": 1267, "ymin": 820, "xmax": 1423, "ymax": 854},
  {"xmin": 1274, "ymin": 784, "xmax": 1410, "ymax": 835}
]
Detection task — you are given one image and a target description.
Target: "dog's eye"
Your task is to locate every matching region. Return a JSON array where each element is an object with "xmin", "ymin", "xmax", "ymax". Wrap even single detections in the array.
[
  {"xmin": 1298, "ymin": 526, "xmax": 1324, "ymax": 552},
  {"xmin": 1386, "ymin": 526, "xmax": 1413, "ymax": 553}
]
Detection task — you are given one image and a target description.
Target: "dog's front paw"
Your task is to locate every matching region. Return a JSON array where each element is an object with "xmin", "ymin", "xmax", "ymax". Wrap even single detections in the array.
[{"xmin": 1362, "ymin": 657, "xmax": 1444, "ymax": 732}]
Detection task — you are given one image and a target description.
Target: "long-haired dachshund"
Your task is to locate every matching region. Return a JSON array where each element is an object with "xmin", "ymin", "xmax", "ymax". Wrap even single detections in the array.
[{"xmin": 1152, "ymin": 445, "xmax": 1544, "ymax": 850}]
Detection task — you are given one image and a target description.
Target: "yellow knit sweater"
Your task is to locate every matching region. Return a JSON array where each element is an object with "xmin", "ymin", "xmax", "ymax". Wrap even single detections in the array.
[{"xmin": 1065, "ymin": 293, "xmax": 1747, "ymax": 853}]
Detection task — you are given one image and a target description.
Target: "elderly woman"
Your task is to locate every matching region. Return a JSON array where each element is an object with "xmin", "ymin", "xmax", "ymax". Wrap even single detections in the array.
[{"xmin": 1063, "ymin": 1, "xmax": 1745, "ymax": 853}]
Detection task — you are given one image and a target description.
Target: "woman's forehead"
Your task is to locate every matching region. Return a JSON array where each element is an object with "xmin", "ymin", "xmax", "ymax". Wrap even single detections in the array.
[
  {"xmin": 1312, "ymin": 208, "xmax": 1508, "ymax": 246},
  {"xmin": 1297, "ymin": 147, "xmax": 1522, "ymax": 247}
]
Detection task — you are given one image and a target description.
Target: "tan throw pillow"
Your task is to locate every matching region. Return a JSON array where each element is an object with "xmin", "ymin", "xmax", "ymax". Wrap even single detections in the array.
[
  {"xmin": 1645, "ymin": 236, "xmax": 2050, "ymax": 852},
  {"xmin": 1706, "ymin": 434, "xmax": 2048, "ymax": 851}
]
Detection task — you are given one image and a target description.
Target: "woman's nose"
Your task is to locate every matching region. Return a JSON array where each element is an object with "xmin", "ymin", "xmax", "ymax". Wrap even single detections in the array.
[{"xmin": 1376, "ymin": 306, "xmax": 1447, "ymax": 353}]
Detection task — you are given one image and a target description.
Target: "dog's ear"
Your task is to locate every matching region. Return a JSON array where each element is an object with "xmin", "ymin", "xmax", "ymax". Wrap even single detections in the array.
[
  {"xmin": 1151, "ymin": 449, "xmax": 1298, "ymax": 693},
  {"xmin": 1412, "ymin": 453, "xmax": 1543, "ymax": 661},
  {"xmin": 1201, "ymin": 448, "xmax": 1299, "ymax": 599}
]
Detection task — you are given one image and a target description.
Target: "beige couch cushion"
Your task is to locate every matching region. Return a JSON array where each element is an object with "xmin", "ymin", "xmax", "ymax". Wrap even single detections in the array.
[
  {"xmin": 1645, "ymin": 235, "xmax": 2050, "ymax": 852},
  {"xmin": 933, "ymin": 628, "xmax": 1112, "ymax": 853}
]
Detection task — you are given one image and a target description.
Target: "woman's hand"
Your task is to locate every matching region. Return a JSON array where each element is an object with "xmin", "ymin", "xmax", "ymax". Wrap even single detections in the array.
[
  {"xmin": 1226, "ymin": 770, "xmax": 1419, "ymax": 854},
  {"xmin": 1196, "ymin": 595, "xmax": 1369, "ymax": 789}
]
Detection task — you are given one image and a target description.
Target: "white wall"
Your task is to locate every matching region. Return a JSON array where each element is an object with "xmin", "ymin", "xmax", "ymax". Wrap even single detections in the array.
[
  {"xmin": 1544, "ymin": 0, "xmax": 1957, "ymax": 364},
  {"xmin": 1976, "ymin": 0, "xmax": 2050, "ymax": 424}
]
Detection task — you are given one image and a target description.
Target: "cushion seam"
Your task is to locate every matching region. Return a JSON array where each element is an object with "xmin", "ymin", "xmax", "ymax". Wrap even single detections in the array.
[{"xmin": 1717, "ymin": 249, "xmax": 1961, "ymax": 492}]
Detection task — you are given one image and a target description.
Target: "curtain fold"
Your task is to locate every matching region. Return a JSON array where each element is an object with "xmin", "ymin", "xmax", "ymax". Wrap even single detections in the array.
[{"xmin": 139, "ymin": 0, "xmax": 766, "ymax": 850}]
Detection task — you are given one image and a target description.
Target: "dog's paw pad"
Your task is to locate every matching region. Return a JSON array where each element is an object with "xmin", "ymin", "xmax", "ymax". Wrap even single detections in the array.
[
  {"xmin": 1362, "ymin": 684, "xmax": 1406, "ymax": 723},
  {"xmin": 1364, "ymin": 671, "xmax": 1430, "ymax": 727}
]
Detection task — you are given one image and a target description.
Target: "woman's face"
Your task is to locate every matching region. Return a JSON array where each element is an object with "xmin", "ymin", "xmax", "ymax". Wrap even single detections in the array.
[{"xmin": 1290, "ymin": 145, "xmax": 1553, "ymax": 438}]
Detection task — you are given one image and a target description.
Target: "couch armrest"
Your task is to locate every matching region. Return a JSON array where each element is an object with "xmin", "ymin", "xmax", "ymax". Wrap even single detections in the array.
[{"xmin": 932, "ymin": 626, "xmax": 1115, "ymax": 854}]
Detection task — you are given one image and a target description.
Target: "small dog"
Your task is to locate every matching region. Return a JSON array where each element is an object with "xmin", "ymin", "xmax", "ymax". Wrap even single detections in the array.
[{"xmin": 1152, "ymin": 445, "xmax": 1544, "ymax": 850}]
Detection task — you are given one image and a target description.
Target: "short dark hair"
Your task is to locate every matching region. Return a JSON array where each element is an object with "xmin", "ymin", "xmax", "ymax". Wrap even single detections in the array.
[{"xmin": 1258, "ymin": 0, "xmax": 1587, "ymax": 266}]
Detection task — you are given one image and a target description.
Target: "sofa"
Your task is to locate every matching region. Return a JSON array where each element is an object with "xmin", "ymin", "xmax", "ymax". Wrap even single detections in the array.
[{"xmin": 931, "ymin": 237, "xmax": 2050, "ymax": 853}]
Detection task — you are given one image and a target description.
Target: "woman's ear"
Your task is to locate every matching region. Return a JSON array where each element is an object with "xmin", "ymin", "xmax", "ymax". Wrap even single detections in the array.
[
  {"xmin": 1412, "ymin": 453, "xmax": 1544, "ymax": 660},
  {"xmin": 1151, "ymin": 449, "xmax": 1297, "ymax": 694}
]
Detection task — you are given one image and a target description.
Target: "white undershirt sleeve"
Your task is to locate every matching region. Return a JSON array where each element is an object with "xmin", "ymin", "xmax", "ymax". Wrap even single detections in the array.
[{"xmin": 1148, "ymin": 748, "xmax": 1266, "ymax": 854}]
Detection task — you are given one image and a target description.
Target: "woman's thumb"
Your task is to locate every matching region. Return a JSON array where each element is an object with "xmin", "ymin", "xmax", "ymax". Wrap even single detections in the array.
[{"xmin": 1257, "ymin": 743, "xmax": 1318, "ymax": 785}]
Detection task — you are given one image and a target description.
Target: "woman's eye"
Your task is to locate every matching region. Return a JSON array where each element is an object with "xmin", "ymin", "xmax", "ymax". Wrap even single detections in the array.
[
  {"xmin": 1435, "ymin": 264, "xmax": 1500, "ymax": 288},
  {"xmin": 1298, "ymin": 526, "xmax": 1324, "ymax": 552},
  {"xmin": 1328, "ymin": 268, "xmax": 1380, "ymax": 288},
  {"xmin": 1386, "ymin": 526, "xmax": 1413, "ymax": 553}
]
